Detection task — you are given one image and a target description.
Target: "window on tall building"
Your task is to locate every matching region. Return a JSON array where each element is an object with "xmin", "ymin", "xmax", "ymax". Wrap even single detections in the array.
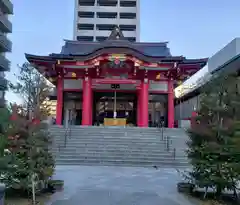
[
  {"xmin": 96, "ymin": 36, "xmax": 107, "ymax": 42},
  {"xmin": 120, "ymin": 1, "xmax": 136, "ymax": 7},
  {"xmin": 78, "ymin": 11, "xmax": 94, "ymax": 18},
  {"xmin": 97, "ymin": 0, "xmax": 117, "ymax": 6},
  {"xmin": 120, "ymin": 13, "xmax": 136, "ymax": 19},
  {"xmin": 97, "ymin": 12, "xmax": 117, "ymax": 19},
  {"xmin": 119, "ymin": 25, "xmax": 136, "ymax": 31},
  {"xmin": 96, "ymin": 24, "xmax": 116, "ymax": 31},
  {"xmin": 78, "ymin": 24, "xmax": 94, "ymax": 30},
  {"xmin": 77, "ymin": 36, "xmax": 94, "ymax": 41},
  {"xmin": 78, "ymin": 0, "xmax": 95, "ymax": 6}
]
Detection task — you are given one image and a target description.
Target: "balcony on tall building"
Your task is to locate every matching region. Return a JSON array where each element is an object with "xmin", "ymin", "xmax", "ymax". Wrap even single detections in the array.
[
  {"xmin": 0, "ymin": 0, "xmax": 13, "ymax": 14},
  {"xmin": 0, "ymin": 14, "xmax": 12, "ymax": 33},
  {"xmin": 0, "ymin": 34, "xmax": 12, "ymax": 52},
  {"xmin": 0, "ymin": 75, "xmax": 7, "ymax": 89},
  {"xmin": 0, "ymin": 55, "xmax": 10, "ymax": 71}
]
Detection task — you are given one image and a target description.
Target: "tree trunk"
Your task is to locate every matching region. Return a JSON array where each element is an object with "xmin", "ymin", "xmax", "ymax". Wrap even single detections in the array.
[{"xmin": 216, "ymin": 186, "xmax": 222, "ymax": 197}]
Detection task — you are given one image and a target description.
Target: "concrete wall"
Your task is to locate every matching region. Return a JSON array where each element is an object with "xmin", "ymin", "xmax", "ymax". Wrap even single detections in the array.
[
  {"xmin": 208, "ymin": 38, "xmax": 240, "ymax": 73},
  {"xmin": 175, "ymin": 95, "xmax": 200, "ymax": 121}
]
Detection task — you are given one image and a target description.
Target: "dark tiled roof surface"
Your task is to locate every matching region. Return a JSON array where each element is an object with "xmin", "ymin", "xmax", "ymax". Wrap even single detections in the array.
[
  {"xmin": 61, "ymin": 26, "xmax": 171, "ymax": 57},
  {"xmin": 61, "ymin": 40, "xmax": 171, "ymax": 57}
]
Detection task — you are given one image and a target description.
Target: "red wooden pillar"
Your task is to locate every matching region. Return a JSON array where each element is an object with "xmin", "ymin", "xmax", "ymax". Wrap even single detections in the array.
[
  {"xmin": 82, "ymin": 77, "xmax": 92, "ymax": 126},
  {"xmin": 137, "ymin": 89, "xmax": 142, "ymax": 127},
  {"xmin": 168, "ymin": 79, "xmax": 174, "ymax": 128},
  {"xmin": 140, "ymin": 79, "xmax": 149, "ymax": 127},
  {"xmin": 89, "ymin": 83, "xmax": 93, "ymax": 125},
  {"xmin": 56, "ymin": 77, "xmax": 63, "ymax": 125}
]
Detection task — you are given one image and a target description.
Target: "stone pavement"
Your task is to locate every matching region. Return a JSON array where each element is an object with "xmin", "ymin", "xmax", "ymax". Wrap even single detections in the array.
[{"xmin": 46, "ymin": 166, "xmax": 200, "ymax": 205}]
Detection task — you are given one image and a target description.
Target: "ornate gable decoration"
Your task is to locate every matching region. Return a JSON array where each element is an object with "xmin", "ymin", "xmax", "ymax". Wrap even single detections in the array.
[{"xmin": 107, "ymin": 26, "xmax": 125, "ymax": 40}]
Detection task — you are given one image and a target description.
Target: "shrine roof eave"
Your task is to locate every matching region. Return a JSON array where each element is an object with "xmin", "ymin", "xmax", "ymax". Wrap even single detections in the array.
[
  {"xmin": 25, "ymin": 52, "xmax": 185, "ymax": 64},
  {"xmin": 64, "ymin": 39, "xmax": 169, "ymax": 46},
  {"xmin": 25, "ymin": 52, "xmax": 208, "ymax": 68},
  {"xmin": 181, "ymin": 58, "xmax": 208, "ymax": 65}
]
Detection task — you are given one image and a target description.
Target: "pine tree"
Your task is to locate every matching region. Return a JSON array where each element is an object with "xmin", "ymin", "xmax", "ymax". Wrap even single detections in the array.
[{"xmin": 187, "ymin": 72, "xmax": 240, "ymax": 198}]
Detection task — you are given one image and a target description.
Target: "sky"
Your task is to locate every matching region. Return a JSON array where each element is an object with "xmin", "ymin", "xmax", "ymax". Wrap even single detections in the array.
[{"xmin": 6, "ymin": 0, "xmax": 240, "ymax": 103}]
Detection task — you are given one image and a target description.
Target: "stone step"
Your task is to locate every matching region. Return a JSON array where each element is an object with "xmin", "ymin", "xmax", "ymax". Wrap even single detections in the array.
[
  {"xmin": 51, "ymin": 145, "xmax": 168, "ymax": 151},
  {"xmin": 49, "ymin": 126, "xmax": 189, "ymax": 168},
  {"xmin": 50, "ymin": 133, "xmax": 170, "ymax": 138},
  {"xmin": 54, "ymin": 158, "xmax": 189, "ymax": 167},
  {"xmin": 53, "ymin": 156, "xmax": 188, "ymax": 162},
  {"xmin": 50, "ymin": 129, "xmax": 184, "ymax": 133},
  {"xmin": 51, "ymin": 147, "xmax": 171, "ymax": 153},
  {"xmin": 53, "ymin": 154, "xmax": 187, "ymax": 161},
  {"xmin": 50, "ymin": 133, "xmax": 185, "ymax": 139},
  {"xmin": 52, "ymin": 135, "xmax": 171, "ymax": 142},
  {"xmin": 52, "ymin": 151, "xmax": 174, "ymax": 158},
  {"xmin": 50, "ymin": 126, "xmax": 184, "ymax": 130},
  {"xmin": 51, "ymin": 142, "xmax": 176, "ymax": 148},
  {"xmin": 52, "ymin": 140, "xmax": 168, "ymax": 146},
  {"xmin": 53, "ymin": 135, "xmax": 182, "ymax": 140},
  {"xmin": 49, "ymin": 127, "xmax": 185, "ymax": 132},
  {"xmin": 52, "ymin": 139, "xmax": 170, "ymax": 144},
  {"xmin": 52, "ymin": 135, "xmax": 171, "ymax": 140}
]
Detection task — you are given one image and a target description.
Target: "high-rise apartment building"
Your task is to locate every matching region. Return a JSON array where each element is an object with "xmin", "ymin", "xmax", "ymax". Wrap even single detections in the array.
[
  {"xmin": 73, "ymin": 0, "xmax": 140, "ymax": 42},
  {"xmin": 0, "ymin": 0, "xmax": 13, "ymax": 107}
]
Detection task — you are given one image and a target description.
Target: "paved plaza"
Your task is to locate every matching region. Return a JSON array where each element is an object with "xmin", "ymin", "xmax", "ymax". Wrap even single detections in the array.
[{"xmin": 46, "ymin": 165, "xmax": 200, "ymax": 205}]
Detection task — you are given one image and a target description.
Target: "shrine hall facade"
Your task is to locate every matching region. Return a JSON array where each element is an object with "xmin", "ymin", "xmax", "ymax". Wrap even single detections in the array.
[{"xmin": 25, "ymin": 27, "xmax": 207, "ymax": 128}]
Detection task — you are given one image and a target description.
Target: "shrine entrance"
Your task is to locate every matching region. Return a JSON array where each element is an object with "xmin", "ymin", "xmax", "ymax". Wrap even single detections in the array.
[
  {"xmin": 93, "ymin": 91, "xmax": 137, "ymax": 126},
  {"xmin": 63, "ymin": 92, "xmax": 83, "ymax": 126}
]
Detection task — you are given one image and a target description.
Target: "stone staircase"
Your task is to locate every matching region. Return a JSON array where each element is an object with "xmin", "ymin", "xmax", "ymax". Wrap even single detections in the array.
[{"xmin": 49, "ymin": 126, "xmax": 189, "ymax": 168}]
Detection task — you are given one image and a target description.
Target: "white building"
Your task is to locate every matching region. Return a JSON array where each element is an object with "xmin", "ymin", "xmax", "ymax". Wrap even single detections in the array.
[
  {"xmin": 73, "ymin": 0, "xmax": 140, "ymax": 42},
  {"xmin": 0, "ymin": 0, "xmax": 13, "ymax": 107}
]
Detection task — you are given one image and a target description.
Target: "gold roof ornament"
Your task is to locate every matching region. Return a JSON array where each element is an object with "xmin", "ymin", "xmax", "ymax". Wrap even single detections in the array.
[
  {"xmin": 156, "ymin": 73, "xmax": 161, "ymax": 80},
  {"xmin": 94, "ymin": 60, "xmax": 100, "ymax": 66},
  {"xmin": 134, "ymin": 62, "xmax": 140, "ymax": 67},
  {"xmin": 71, "ymin": 72, "xmax": 77, "ymax": 78}
]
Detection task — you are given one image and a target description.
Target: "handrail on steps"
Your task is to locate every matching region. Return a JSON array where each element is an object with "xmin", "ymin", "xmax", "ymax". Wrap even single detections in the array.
[
  {"xmin": 157, "ymin": 121, "xmax": 164, "ymax": 141},
  {"xmin": 58, "ymin": 125, "xmax": 71, "ymax": 151}
]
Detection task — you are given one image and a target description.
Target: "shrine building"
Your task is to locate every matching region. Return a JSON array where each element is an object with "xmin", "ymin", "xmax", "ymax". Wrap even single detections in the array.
[{"xmin": 25, "ymin": 27, "xmax": 207, "ymax": 128}]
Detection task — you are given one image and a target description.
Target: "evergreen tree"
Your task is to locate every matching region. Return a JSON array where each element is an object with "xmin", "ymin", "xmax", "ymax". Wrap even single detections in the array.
[
  {"xmin": 0, "ymin": 107, "xmax": 10, "ymax": 133},
  {"xmin": 0, "ymin": 63, "xmax": 55, "ymax": 198},
  {"xmin": 187, "ymin": 72, "xmax": 240, "ymax": 197}
]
